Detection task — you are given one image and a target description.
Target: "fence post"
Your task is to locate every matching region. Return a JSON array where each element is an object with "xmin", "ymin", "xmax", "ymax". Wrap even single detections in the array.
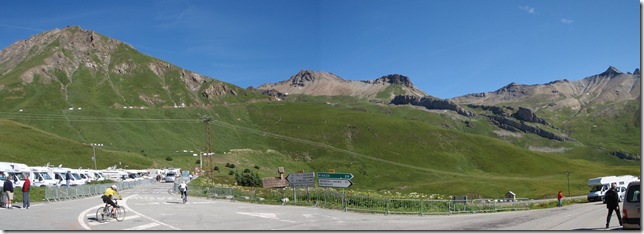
[
  {"xmin": 385, "ymin": 198, "xmax": 389, "ymax": 216},
  {"xmin": 342, "ymin": 189, "xmax": 347, "ymax": 212}
]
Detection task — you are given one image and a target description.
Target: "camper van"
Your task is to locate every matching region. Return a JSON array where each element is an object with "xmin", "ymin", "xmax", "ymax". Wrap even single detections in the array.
[
  {"xmin": 587, "ymin": 175, "xmax": 639, "ymax": 202},
  {"xmin": 28, "ymin": 166, "xmax": 58, "ymax": 187},
  {"xmin": 0, "ymin": 162, "xmax": 31, "ymax": 188},
  {"xmin": 51, "ymin": 167, "xmax": 84, "ymax": 186}
]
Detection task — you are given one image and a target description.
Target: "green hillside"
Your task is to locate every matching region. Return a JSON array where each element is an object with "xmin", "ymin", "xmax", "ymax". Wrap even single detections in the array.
[
  {"xmin": 0, "ymin": 26, "xmax": 638, "ymax": 200},
  {"xmin": 0, "ymin": 97, "xmax": 638, "ymax": 199}
]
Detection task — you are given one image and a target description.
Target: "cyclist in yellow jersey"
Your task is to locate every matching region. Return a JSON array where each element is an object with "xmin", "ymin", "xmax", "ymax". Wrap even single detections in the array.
[{"xmin": 101, "ymin": 185, "xmax": 122, "ymax": 216}]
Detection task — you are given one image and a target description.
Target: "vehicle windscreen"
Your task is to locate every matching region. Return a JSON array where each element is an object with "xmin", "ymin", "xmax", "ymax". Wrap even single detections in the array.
[
  {"xmin": 590, "ymin": 185, "xmax": 603, "ymax": 192},
  {"xmin": 12, "ymin": 172, "xmax": 25, "ymax": 180},
  {"xmin": 39, "ymin": 172, "xmax": 53, "ymax": 180},
  {"xmin": 71, "ymin": 173, "xmax": 82, "ymax": 180}
]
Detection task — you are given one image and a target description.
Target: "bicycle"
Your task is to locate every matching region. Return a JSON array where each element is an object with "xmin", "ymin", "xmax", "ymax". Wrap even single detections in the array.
[
  {"xmin": 96, "ymin": 199, "xmax": 126, "ymax": 223},
  {"xmin": 181, "ymin": 190, "xmax": 187, "ymax": 204}
]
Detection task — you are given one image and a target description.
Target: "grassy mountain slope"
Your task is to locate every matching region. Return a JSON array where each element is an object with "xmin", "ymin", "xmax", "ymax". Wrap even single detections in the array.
[{"xmin": 0, "ymin": 27, "xmax": 638, "ymax": 199}]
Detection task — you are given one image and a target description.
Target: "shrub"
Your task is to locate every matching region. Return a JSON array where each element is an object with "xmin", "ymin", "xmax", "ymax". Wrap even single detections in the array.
[{"xmin": 165, "ymin": 156, "xmax": 173, "ymax": 161}]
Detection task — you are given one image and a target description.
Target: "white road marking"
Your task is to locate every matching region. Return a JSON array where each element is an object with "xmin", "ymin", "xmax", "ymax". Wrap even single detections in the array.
[
  {"xmin": 237, "ymin": 212, "xmax": 297, "ymax": 223},
  {"xmin": 123, "ymin": 222, "xmax": 161, "ymax": 230}
]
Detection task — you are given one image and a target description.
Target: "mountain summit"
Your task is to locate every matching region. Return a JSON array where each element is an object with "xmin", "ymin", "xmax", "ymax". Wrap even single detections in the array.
[
  {"xmin": 0, "ymin": 26, "xmax": 264, "ymax": 110},
  {"xmin": 256, "ymin": 70, "xmax": 428, "ymax": 101}
]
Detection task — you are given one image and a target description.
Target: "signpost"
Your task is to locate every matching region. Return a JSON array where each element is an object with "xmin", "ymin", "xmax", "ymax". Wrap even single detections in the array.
[
  {"xmin": 286, "ymin": 172, "xmax": 315, "ymax": 187},
  {"xmin": 286, "ymin": 172, "xmax": 315, "ymax": 203}
]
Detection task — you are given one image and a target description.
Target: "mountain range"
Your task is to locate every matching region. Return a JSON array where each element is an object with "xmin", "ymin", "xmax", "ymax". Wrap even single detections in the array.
[{"xmin": 0, "ymin": 26, "xmax": 639, "ymax": 199}]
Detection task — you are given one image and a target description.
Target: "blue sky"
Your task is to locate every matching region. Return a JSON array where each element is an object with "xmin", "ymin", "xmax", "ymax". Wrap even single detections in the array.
[{"xmin": 0, "ymin": 0, "xmax": 640, "ymax": 99}]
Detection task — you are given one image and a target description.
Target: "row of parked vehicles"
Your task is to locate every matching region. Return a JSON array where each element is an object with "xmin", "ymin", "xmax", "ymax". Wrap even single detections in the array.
[{"xmin": 0, "ymin": 161, "xmax": 153, "ymax": 188}]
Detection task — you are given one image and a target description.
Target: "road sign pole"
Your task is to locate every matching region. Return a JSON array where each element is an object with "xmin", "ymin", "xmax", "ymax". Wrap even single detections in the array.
[{"xmin": 293, "ymin": 187, "xmax": 297, "ymax": 203}]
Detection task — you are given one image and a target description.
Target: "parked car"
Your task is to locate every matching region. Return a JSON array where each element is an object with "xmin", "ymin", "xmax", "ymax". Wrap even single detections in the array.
[
  {"xmin": 622, "ymin": 181, "xmax": 641, "ymax": 230},
  {"xmin": 603, "ymin": 186, "xmax": 627, "ymax": 203},
  {"xmin": 165, "ymin": 172, "xmax": 177, "ymax": 183}
]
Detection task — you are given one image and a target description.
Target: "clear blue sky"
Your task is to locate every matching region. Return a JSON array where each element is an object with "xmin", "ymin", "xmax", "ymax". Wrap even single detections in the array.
[{"xmin": 1, "ymin": 0, "xmax": 640, "ymax": 99}]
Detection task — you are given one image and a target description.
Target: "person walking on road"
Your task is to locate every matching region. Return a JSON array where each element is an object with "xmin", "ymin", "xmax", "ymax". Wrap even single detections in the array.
[
  {"xmin": 557, "ymin": 191, "xmax": 563, "ymax": 207},
  {"xmin": 604, "ymin": 182, "xmax": 622, "ymax": 228},
  {"xmin": 22, "ymin": 174, "xmax": 31, "ymax": 209},
  {"xmin": 3, "ymin": 175, "xmax": 14, "ymax": 209}
]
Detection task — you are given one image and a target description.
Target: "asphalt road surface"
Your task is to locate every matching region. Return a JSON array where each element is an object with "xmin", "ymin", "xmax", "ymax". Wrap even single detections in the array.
[{"xmin": 0, "ymin": 182, "xmax": 628, "ymax": 231}]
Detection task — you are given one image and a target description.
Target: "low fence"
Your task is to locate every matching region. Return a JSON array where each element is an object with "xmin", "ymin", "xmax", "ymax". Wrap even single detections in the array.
[
  {"xmin": 189, "ymin": 185, "xmax": 532, "ymax": 215},
  {"xmin": 44, "ymin": 179, "xmax": 155, "ymax": 202}
]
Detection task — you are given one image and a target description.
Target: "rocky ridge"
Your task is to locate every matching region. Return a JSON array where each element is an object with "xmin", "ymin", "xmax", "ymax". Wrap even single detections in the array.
[
  {"xmin": 255, "ymin": 70, "xmax": 428, "ymax": 100},
  {"xmin": 449, "ymin": 66, "xmax": 641, "ymax": 112}
]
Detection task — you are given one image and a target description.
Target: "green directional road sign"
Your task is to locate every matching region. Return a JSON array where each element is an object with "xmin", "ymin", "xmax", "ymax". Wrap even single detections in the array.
[{"xmin": 317, "ymin": 172, "xmax": 353, "ymax": 180}]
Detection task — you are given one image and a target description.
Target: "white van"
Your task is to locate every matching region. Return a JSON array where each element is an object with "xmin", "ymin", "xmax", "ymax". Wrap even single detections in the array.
[
  {"xmin": 622, "ymin": 181, "xmax": 640, "ymax": 230},
  {"xmin": 52, "ymin": 167, "xmax": 83, "ymax": 186},
  {"xmin": 28, "ymin": 167, "xmax": 58, "ymax": 187},
  {"xmin": 0, "ymin": 162, "xmax": 31, "ymax": 188}
]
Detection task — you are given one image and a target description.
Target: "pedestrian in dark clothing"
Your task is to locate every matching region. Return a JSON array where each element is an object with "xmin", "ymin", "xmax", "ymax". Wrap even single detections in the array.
[
  {"xmin": 3, "ymin": 175, "xmax": 15, "ymax": 209},
  {"xmin": 22, "ymin": 174, "xmax": 31, "ymax": 209},
  {"xmin": 605, "ymin": 183, "xmax": 622, "ymax": 228},
  {"xmin": 65, "ymin": 171, "xmax": 72, "ymax": 188}
]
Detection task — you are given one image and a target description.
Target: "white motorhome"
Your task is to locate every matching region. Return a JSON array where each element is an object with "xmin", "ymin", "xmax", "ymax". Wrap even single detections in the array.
[
  {"xmin": 0, "ymin": 162, "xmax": 31, "ymax": 188},
  {"xmin": 100, "ymin": 169, "xmax": 128, "ymax": 181},
  {"xmin": 28, "ymin": 166, "xmax": 58, "ymax": 187},
  {"xmin": 587, "ymin": 175, "xmax": 639, "ymax": 202},
  {"xmin": 51, "ymin": 167, "xmax": 83, "ymax": 186}
]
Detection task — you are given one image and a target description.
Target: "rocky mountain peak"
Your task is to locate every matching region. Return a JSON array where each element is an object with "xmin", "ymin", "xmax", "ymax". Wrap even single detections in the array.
[
  {"xmin": 287, "ymin": 70, "xmax": 344, "ymax": 87},
  {"xmin": 374, "ymin": 74, "xmax": 414, "ymax": 87},
  {"xmin": 598, "ymin": 66, "xmax": 624, "ymax": 77},
  {"xmin": 633, "ymin": 68, "xmax": 640, "ymax": 76}
]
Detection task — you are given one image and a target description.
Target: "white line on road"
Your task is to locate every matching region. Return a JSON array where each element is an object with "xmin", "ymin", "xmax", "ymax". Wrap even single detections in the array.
[
  {"xmin": 124, "ymin": 222, "xmax": 161, "ymax": 230},
  {"xmin": 120, "ymin": 194, "xmax": 181, "ymax": 230}
]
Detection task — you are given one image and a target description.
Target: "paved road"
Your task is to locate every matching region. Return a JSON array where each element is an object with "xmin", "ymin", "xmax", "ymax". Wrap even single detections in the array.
[{"xmin": 0, "ymin": 182, "xmax": 627, "ymax": 231}]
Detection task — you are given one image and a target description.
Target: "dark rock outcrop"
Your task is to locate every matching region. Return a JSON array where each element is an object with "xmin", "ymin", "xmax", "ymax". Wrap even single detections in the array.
[
  {"xmin": 610, "ymin": 151, "xmax": 640, "ymax": 160},
  {"xmin": 391, "ymin": 95, "xmax": 475, "ymax": 118},
  {"xmin": 374, "ymin": 74, "xmax": 414, "ymax": 88},
  {"xmin": 467, "ymin": 104, "xmax": 509, "ymax": 116},
  {"xmin": 512, "ymin": 107, "xmax": 549, "ymax": 126},
  {"xmin": 488, "ymin": 116, "xmax": 570, "ymax": 141}
]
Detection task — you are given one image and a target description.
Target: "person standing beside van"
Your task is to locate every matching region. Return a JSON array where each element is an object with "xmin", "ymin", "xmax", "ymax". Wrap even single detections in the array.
[
  {"xmin": 22, "ymin": 174, "xmax": 31, "ymax": 209},
  {"xmin": 3, "ymin": 175, "xmax": 14, "ymax": 209},
  {"xmin": 65, "ymin": 170, "xmax": 72, "ymax": 188},
  {"xmin": 604, "ymin": 183, "xmax": 622, "ymax": 228}
]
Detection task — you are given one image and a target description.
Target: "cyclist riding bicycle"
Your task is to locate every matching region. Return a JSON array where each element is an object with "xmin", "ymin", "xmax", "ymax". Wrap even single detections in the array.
[
  {"xmin": 178, "ymin": 181, "xmax": 188, "ymax": 202},
  {"xmin": 101, "ymin": 185, "xmax": 122, "ymax": 216}
]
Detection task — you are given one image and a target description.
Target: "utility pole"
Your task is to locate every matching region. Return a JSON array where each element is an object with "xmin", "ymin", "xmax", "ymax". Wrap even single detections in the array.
[
  {"xmin": 201, "ymin": 115, "xmax": 214, "ymax": 179},
  {"xmin": 565, "ymin": 172, "xmax": 571, "ymax": 197},
  {"xmin": 90, "ymin": 143, "xmax": 103, "ymax": 170}
]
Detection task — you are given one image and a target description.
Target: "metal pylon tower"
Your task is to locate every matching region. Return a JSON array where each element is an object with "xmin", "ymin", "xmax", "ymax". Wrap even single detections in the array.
[{"xmin": 201, "ymin": 115, "xmax": 214, "ymax": 178}]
